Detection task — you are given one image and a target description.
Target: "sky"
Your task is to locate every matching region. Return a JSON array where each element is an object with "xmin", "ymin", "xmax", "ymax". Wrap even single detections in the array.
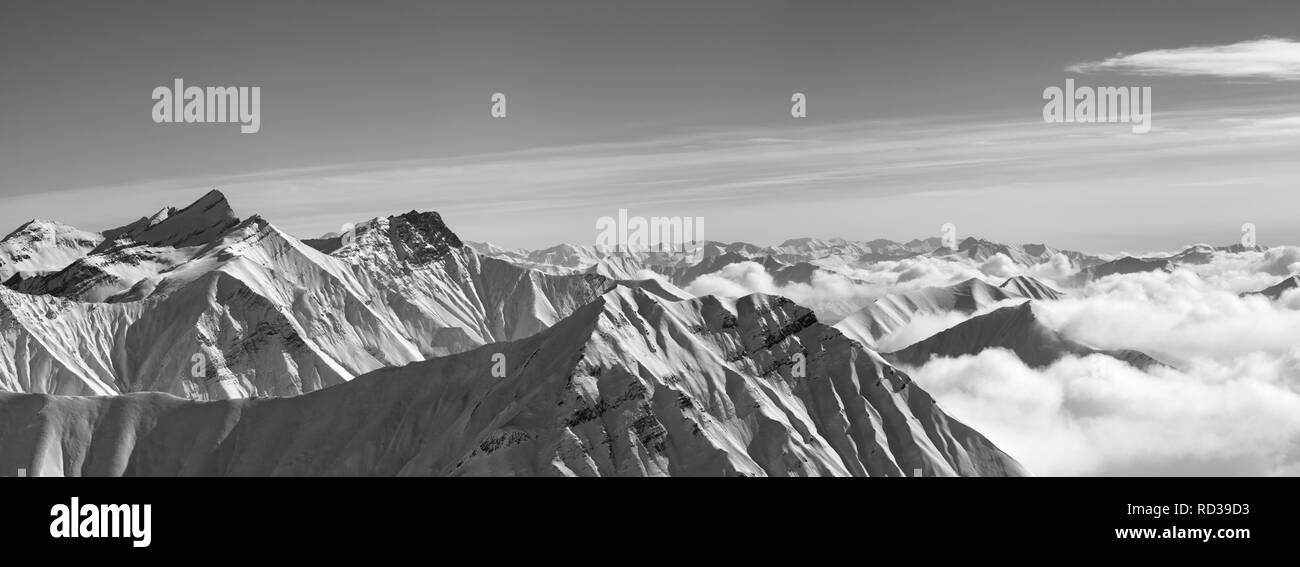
[{"xmin": 2, "ymin": 0, "xmax": 1300, "ymax": 252}]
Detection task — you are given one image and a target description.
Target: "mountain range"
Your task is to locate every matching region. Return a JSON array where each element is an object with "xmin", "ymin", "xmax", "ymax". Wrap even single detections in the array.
[
  {"xmin": 0, "ymin": 191, "xmax": 1030, "ymax": 477},
  {"xmin": 0, "ymin": 191, "xmax": 622, "ymax": 398},
  {"xmin": 3, "ymin": 190, "xmax": 1277, "ymax": 476},
  {"xmin": 0, "ymin": 286, "xmax": 1026, "ymax": 477},
  {"xmin": 465, "ymin": 235, "xmax": 1107, "ymax": 285}
]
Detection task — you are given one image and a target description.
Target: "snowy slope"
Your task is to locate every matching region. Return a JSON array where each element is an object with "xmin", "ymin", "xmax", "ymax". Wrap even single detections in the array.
[
  {"xmin": 0, "ymin": 220, "xmax": 103, "ymax": 283},
  {"xmin": 834, "ymin": 278, "xmax": 1021, "ymax": 348},
  {"xmin": 0, "ymin": 287, "xmax": 1025, "ymax": 477},
  {"xmin": 1000, "ymin": 275, "xmax": 1065, "ymax": 300},
  {"xmin": 13, "ymin": 190, "xmax": 244, "ymax": 301}
]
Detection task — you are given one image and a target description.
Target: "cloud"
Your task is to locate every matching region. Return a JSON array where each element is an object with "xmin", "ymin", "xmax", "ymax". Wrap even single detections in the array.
[
  {"xmin": 873, "ymin": 310, "xmax": 974, "ymax": 353},
  {"xmin": 979, "ymin": 253, "xmax": 1019, "ymax": 278},
  {"xmin": 683, "ymin": 261, "xmax": 887, "ymax": 320},
  {"xmin": 1068, "ymin": 37, "xmax": 1300, "ymax": 81},
  {"xmin": 901, "ymin": 250, "xmax": 1300, "ymax": 475},
  {"xmin": 909, "ymin": 349, "xmax": 1300, "ymax": 476},
  {"xmin": 1038, "ymin": 263, "xmax": 1300, "ymax": 364},
  {"xmin": 682, "ymin": 254, "xmax": 1007, "ymax": 321},
  {"xmin": 1222, "ymin": 115, "xmax": 1300, "ymax": 137},
  {"xmin": 681, "ymin": 245, "xmax": 1300, "ymax": 475},
  {"xmin": 7, "ymin": 97, "xmax": 1300, "ymax": 252},
  {"xmin": 885, "ymin": 255, "xmax": 987, "ymax": 287}
]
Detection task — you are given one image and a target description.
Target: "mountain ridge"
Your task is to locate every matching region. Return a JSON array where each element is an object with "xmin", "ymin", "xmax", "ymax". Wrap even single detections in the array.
[{"xmin": 0, "ymin": 286, "xmax": 1026, "ymax": 477}]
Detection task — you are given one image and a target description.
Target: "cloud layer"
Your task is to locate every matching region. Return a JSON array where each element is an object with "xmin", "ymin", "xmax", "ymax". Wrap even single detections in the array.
[
  {"xmin": 904, "ymin": 249, "xmax": 1300, "ymax": 475},
  {"xmin": 682, "ymin": 245, "xmax": 1300, "ymax": 475},
  {"xmin": 911, "ymin": 349, "xmax": 1300, "ymax": 476},
  {"xmin": 6, "ymin": 97, "xmax": 1300, "ymax": 253},
  {"xmin": 1069, "ymin": 37, "xmax": 1300, "ymax": 81}
]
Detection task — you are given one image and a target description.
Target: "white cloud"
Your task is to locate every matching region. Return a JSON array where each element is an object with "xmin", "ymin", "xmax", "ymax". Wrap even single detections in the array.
[
  {"xmin": 680, "ymin": 245, "xmax": 1300, "ymax": 475},
  {"xmin": 1223, "ymin": 115, "xmax": 1300, "ymax": 137},
  {"xmin": 898, "ymin": 249, "xmax": 1300, "ymax": 475},
  {"xmin": 1068, "ymin": 37, "xmax": 1300, "ymax": 81},
  {"xmin": 683, "ymin": 255, "xmax": 1003, "ymax": 321},
  {"xmin": 874, "ymin": 311, "xmax": 973, "ymax": 353},
  {"xmin": 909, "ymin": 349, "xmax": 1300, "ymax": 476},
  {"xmin": 683, "ymin": 261, "xmax": 887, "ymax": 321},
  {"xmin": 7, "ymin": 99, "xmax": 1300, "ymax": 252},
  {"xmin": 979, "ymin": 253, "xmax": 1019, "ymax": 278}
]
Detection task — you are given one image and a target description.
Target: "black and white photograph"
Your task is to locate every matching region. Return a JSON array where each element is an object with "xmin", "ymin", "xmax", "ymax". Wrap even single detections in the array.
[{"xmin": 0, "ymin": 0, "xmax": 1294, "ymax": 553}]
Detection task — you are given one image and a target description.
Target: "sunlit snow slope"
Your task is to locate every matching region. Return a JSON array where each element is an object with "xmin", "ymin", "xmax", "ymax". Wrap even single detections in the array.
[{"xmin": 0, "ymin": 286, "xmax": 1025, "ymax": 477}]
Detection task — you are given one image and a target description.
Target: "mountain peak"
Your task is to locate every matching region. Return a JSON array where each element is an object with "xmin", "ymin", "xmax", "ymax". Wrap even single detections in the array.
[
  {"xmin": 94, "ymin": 189, "xmax": 241, "ymax": 252},
  {"xmin": 1001, "ymin": 275, "xmax": 1066, "ymax": 300},
  {"xmin": 0, "ymin": 219, "xmax": 105, "ymax": 282},
  {"xmin": 340, "ymin": 210, "xmax": 464, "ymax": 265},
  {"xmin": 889, "ymin": 300, "xmax": 1161, "ymax": 370},
  {"xmin": 1251, "ymin": 274, "xmax": 1300, "ymax": 299},
  {"xmin": 195, "ymin": 188, "xmax": 229, "ymax": 206},
  {"xmin": 2, "ymin": 218, "xmax": 80, "ymax": 242},
  {"xmin": 394, "ymin": 210, "xmax": 463, "ymax": 247}
]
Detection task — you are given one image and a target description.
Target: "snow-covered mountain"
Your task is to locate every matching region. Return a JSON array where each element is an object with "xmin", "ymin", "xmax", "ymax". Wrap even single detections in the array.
[
  {"xmin": 833, "ymin": 277, "xmax": 1025, "ymax": 348},
  {"xmin": 765, "ymin": 237, "xmax": 933, "ymax": 264},
  {"xmin": 470, "ymin": 235, "xmax": 1100, "ymax": 294},
  {"xmin": 1000, "ymin": 275, "xmax": 1065, "ymax": 300},
  {"xmin": 887, "ymin": 301, "xmax": 1163, "ymax": 370},
  {"xmin": 929, "ymin": 237, "xmax": 1100, "ymax": 268},
  {"xmin": 0, "ymin": 286, "xmax": 1025, "ymax": 477},
  {"xmin": 1082, "ymin": 256, "xmax": 1174, "ymax": 281},
  {"xmin": 0, "ymin": 220, "xmax": 103, "ymax": 284},
  {"xmin": 0, "ymin": 192, "xmax": 623, "ymax": 399},
  {"xmin": 930, "ymin": 237, "xmax": 1038, "ymax": 265},
  {"xmin": 1075, "ymin": 243, "xmax": 1262, "ymax": 284},
  {"xmin": 10, "ymin": 189, "xmax": 243, "ymax": 301},
  {"xmin": 1167, "ymin": 243, "xmax": 1263, "ymax": 265}
]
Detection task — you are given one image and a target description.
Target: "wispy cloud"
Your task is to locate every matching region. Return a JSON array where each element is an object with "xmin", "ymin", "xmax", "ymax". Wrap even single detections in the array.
[
  {"xmin": 1069, "ymin": 37, "xmax": 1300, "ymax": 81},
  {"xmin": 4, "ymin": 100, "xmax": 1300, "ymax": 252}
]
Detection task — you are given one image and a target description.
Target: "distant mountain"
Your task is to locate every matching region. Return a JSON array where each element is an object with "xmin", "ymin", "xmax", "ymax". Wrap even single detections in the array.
[
  {"xmin": 1083, "ymin": 256, "xmax": 1174, "ymax": 280},
  {"xmin": 0, "ymin": 286, "xmax": 1025, "ymax": 477},
  {"xmin": 929, "ymin": 237, "xmax": 1101, "ymax": 268},
  {"xmin": 834, "ymin": 277, "xmax": 1024, "ymax": 348},
  {"xmin": 471, "ymin": 235, "xmax": 1105, "ymax": 277},
  {"xmin": 1247, "ymin": 275, "xmax": 1300, "ymax": 300},
  {"xmin": 1076, "ymin": 243, "xmax": 1263, "ymax": 283},
  {"xmin": 471, "ymin": 235, "xmax": 1095, "ymax": 296},
  {"xmin": 930, "ymin": 237, "xmax": 1038, "ymax": 265},
  {"xmin": 1000, "ymin": 275, "xmax": 1065, "ymax": 300},
  {"xmin": 0, "ymin": 220, "xmax": 103, "ymax": 284},
  {"xmin": 1168, "ymin": 243, "xmax": 1264, "ymax": 265},
  {"xmin": 888, "ymin": 302, "xmax": 1163, "ymax": 370},
  {"xmin": 766, "ymin": 237, "xmax": 928, "ymax": 264}
]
